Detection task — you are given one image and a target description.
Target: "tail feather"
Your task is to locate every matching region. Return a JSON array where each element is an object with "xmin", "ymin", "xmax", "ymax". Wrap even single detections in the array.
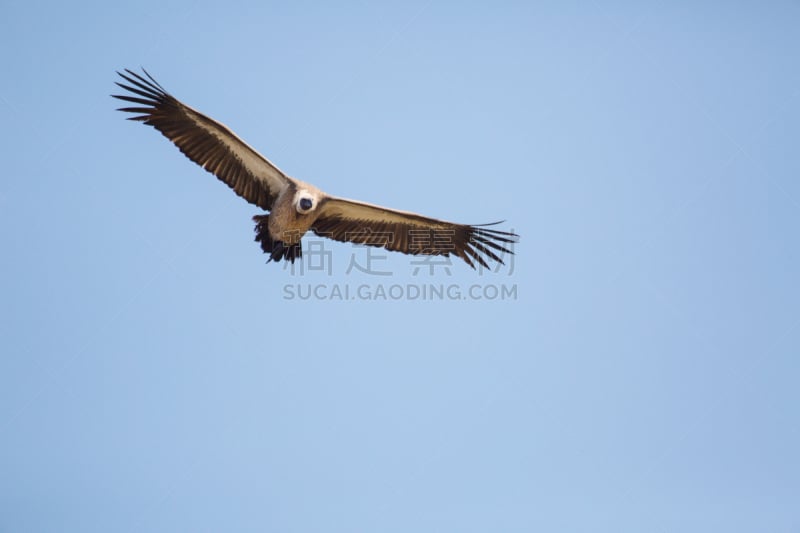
[{"xmin": 253, "ymin": 215, "xmax": 302, "ymax": 263}]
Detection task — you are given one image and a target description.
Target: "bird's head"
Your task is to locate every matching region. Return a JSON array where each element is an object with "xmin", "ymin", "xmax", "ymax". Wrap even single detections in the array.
[{"xmin": 294, "ymin": 189, "xmax": 318, "ymax": 215}]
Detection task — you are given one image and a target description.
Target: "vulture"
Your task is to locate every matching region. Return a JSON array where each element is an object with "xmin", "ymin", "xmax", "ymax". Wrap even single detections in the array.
[{"xmin": 113, "ymin": 69, "xmax": 518, "ymax": 269}]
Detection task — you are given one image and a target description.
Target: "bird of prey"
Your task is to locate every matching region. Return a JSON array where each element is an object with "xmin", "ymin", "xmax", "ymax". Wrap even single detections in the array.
[{"xmin": 113, "ymin": 69, "xmax": 518, "ymax": 269}]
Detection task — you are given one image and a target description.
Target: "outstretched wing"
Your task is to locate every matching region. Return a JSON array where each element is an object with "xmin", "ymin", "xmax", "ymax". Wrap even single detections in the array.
[
  {"xmin": 312, "ymin": 197, "xmax": 518, "ymax": 269},
  {"xmin": 113, "ymin": 68, "xmax": 292, "ymax": 210}
]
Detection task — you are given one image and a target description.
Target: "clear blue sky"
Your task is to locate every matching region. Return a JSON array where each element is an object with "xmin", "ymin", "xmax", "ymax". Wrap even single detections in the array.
[{"xmin": 2, "ymin": 1, "xmax": 799, "ymax": 531}]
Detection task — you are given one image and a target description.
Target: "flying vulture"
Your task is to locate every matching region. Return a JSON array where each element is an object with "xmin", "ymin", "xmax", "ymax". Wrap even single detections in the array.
[{"xmin": 113, "ymin": 69, "xmax": 518, "ymax": 268}]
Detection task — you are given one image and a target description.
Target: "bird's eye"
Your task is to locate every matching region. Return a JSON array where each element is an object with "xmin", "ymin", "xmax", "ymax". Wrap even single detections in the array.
[{"xmin": 298, "ymin": 197, "xmax": 314, "ymax": 213}]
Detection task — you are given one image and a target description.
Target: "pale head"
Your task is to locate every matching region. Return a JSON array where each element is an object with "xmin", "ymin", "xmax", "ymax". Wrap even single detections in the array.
[{"xmin": 294, "ymin": 189, "xmax": 319, "ymax": 215}]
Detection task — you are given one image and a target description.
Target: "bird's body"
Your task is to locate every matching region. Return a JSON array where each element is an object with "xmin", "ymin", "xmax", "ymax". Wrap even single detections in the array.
[
  {"xmin": 257, "ymin": 179, "xmax": 326, "ymax": 262},
  {"xmin": 113, "ymin": 69, "xmax": 518, "ymax": 269}
]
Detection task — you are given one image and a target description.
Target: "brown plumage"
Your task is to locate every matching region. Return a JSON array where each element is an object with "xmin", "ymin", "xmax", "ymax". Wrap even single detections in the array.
[{"xmin": 113, "ymin": 68, "xmax": 518, "ymax": 269}]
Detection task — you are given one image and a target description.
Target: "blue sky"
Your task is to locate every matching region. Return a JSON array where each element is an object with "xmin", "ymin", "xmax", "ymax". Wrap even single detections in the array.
[{"xmin": 2, "ymin": 1, "xmax": 799, "ymax": 531}]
